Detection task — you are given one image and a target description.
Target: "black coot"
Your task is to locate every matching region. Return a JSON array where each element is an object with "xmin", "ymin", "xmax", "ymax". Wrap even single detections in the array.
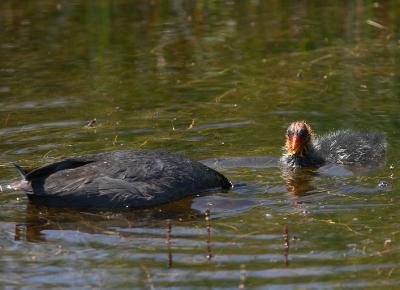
[
  {"xmin": 11, "ymin": 150, "xmax": 231, "ymax": 209},
  {"xmin": 280, "ymin": 121, "xmax": 387, "ymax": 168}
]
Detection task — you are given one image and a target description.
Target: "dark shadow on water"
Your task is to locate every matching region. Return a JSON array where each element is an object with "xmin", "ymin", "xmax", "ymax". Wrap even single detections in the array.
[{"xmin": 15, "ymin": 197, "xmax": 204, "ymax": 243}]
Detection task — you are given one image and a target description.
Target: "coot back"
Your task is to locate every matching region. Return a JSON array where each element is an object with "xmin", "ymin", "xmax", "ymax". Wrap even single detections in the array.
[{"xmin": 13, "ymin": 150, "xmax": 231, "ymax": 209}]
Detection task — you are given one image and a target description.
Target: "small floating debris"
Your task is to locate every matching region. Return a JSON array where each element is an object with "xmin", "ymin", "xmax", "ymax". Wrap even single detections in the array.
[
  {"xmin": 187, "ymin": 119, "xmax": 195, "ymax": 130},
  {"xmin": 388, "ymin": 164, "xmax": 395, "ymax": 179},
  {"xmin": 366, "ymin": 19, "xmax": 386, "ymax": 30},
  {"xmin": 384, "ymin": 239, "xmax": 392, "ymax": 248},
  {"xmin": 171, "ymin": 118, "xmax": 176, "ymax": 131},
  {"xmin": 296, "ymin": 71, "xmax": 303, "ymax": 79},
  {"xmin": 378, "ymin": 180, "xmax": 388, "ymax": 188},
  {"xmin": 84, "ymin": 118, "xmax": 97, "ymax": 128}
]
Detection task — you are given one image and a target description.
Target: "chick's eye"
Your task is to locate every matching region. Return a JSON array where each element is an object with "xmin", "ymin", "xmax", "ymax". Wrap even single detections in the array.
[{"xmin": 298, "ymin": 128, "xmax": 308, "ymax": 137}]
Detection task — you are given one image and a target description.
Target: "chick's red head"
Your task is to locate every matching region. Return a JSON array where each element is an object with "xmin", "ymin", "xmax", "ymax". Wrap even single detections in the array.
[{"xmin": 285, "ymin": 121, "xmax": 312, "ymax": 155}]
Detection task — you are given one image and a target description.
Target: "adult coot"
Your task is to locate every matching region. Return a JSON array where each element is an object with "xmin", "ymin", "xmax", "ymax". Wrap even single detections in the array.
[
  {"xmin": 280, "ymin": 121, "xmax": 387, "ymax": 168},
  {"xmin": 10, "ymin": 150, "xmax": 231, "ymax": 209}
]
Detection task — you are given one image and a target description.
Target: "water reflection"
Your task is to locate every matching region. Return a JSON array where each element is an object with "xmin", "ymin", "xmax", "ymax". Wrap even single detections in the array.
[
  {"xmin": 14, "ymin": 201, "xmax": 223, "ymax": 270},
  {"xmin": 282, "ymin": 168, "xmax": 318, "ymax": 198},
  {"xmin": 15, "ymin": 199, "xmax": 203, "ymax": 243}
]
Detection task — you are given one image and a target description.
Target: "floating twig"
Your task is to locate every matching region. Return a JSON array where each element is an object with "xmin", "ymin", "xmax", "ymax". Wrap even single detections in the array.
[
  {"xmin": 112, "ymin": 135, "xmax": 118, "ymax": 146},
  {"xmin": 166, "ymin": 219, "xmax": 173, "ymax": 268},
  {"xmin": 3, "ymin": 112, "xmax": 11, "ymax": 127},
  {"xmin": 283, "ymin": 224, "xmax": 289, "ymax": 266},
  {"xmin": 171, "ymin": 118, "xmax": 176, "ymax": 131},
  {"xmin": 309, "ymin": 54, "xmax": 333, "ymax": 67},
  {"xmin": 215, "ymin": 88, "xmax": 236, "ymax": 103},
  {"xmin": 366, "ymin": 19, "xmax": 386, "ymax": 30},
  {"xmin": 239, "ymin": 264, "xmax": 246, "ymax": 290},
  {"xmin": 205, "ymin": 209, "xmax": 213, "ymax": 260},
  {"xmin": 84, "ymin": 118, "xmax": 97, "ymax": 128},
  {"xmin": 140, "ymin": 264, "xmax": 155, "ymax": 290},
  {"xmin": 316, "ymin": 219, "xmax": 362, "ymax": 235},
  {"xmin": 139, "ymin": 140, "xmax": 148, "ymax": 148}
]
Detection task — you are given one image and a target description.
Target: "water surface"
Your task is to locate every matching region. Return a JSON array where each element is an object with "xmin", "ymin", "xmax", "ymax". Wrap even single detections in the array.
[{"xmin": 1, "ymin": 1, "xmax": 400, "ymax": 289}]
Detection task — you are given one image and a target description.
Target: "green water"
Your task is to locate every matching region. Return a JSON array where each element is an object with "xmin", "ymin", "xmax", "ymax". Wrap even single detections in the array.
[{"xmin": 1, "ymin": 1, "xmax": 400, "ymax": 288}]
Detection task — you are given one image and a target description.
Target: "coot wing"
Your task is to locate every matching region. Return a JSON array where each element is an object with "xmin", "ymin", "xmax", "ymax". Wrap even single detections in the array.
[{"xmin": 34, "ymin": 175, "xmax": 170, "ymax": 209}]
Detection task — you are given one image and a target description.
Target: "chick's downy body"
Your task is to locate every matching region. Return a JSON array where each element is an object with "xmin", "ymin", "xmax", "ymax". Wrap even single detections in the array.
[{"xmin": 280, "ymin": 121, "xmax": 386, "ymax": 168}]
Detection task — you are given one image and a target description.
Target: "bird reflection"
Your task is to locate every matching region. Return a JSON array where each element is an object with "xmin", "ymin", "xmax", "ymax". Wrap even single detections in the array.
[
  {"xmin": 14, "ymin": 196, "xmax": 204, "ymax": 243},
  {"xmin": 282, "ymin": 167, "xmax": 318, "ymax": 198}
]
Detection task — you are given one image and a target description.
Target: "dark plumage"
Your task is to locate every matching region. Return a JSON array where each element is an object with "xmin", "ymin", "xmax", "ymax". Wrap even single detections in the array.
[
  {"xmin": 280, "ymin": 121, "xmax": 387, "ymax": 168},
  {"xmin": 11, "ymin": 150, "xmax": 231, "ymax": 209}
]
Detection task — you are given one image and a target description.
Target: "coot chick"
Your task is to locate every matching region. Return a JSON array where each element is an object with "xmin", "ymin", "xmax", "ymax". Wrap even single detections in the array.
[
  {"xmin": 11, "ymin": 150, "xmax": 231, "ymax": 209},
  {"xmin": 280, "ymin": 121, "xmax": 386, "ymax": 168}
]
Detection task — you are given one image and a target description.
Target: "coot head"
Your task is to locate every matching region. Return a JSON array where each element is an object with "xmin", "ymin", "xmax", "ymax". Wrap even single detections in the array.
[{"xmin": 285, "ymin": 121, "xmax": 313, "ymax": 156}]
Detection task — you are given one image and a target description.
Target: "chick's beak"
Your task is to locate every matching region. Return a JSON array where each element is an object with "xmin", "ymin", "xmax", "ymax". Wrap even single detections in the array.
[{"xmin": 289, "ymin": 135, "xmax": 302, "ymax": 153}]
